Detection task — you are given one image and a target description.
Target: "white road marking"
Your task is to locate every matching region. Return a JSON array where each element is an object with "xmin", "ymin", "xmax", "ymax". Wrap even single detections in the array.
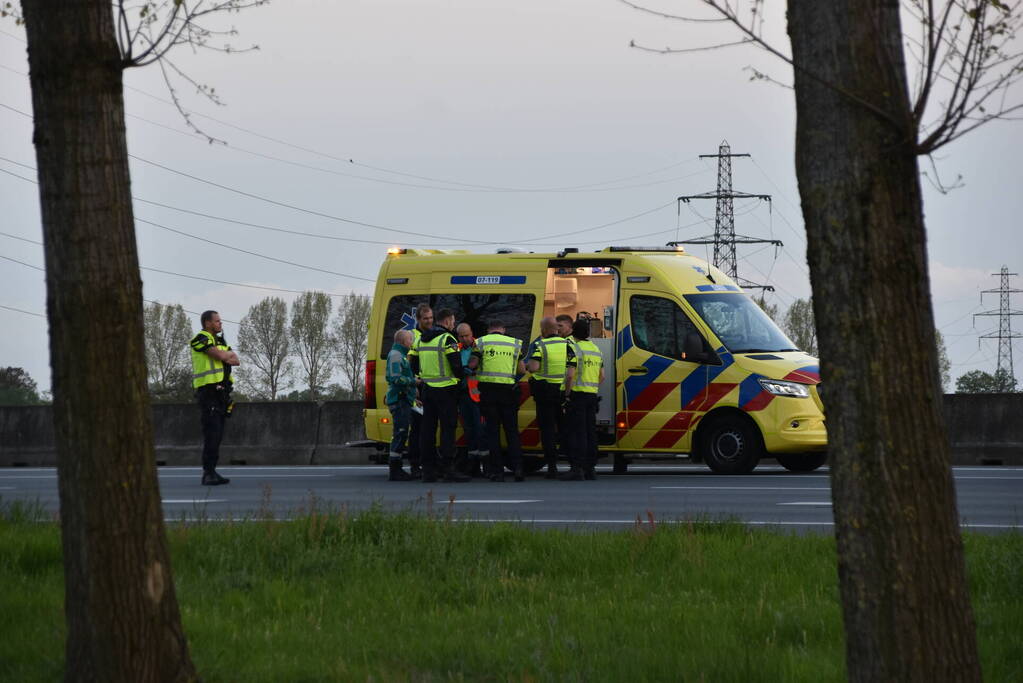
[
  {"xmin": 447, "ymin": 500, "xmax": 542, "ymax": 504},
  {"xmin": 157, "ymin": 474, "xmax": 334, "ymax": 479},
  {"xmin": 778, "ymin": 501, "xmax": 832, "ymax": 506},
  {"xmin": 162, "ymin": 499, "xmax": 228, "ymax": 504},
  {"xmin": 949, "ymin": 474, "xmax": 1023, "ymax": 480},
  {"xmin": 0, "ymin": 486, "xmax": 14, "ymax": 490},
  {"xmin": 154, "ymin": 517, "xmax": 1023, "ymax": 529},
  {"xmin": 0, "ymin": 475, "xmax": 56, "ymax": 479},
  {"xmin": 652, "ymin": 486, "xmax": 830, "ymax": 491}
]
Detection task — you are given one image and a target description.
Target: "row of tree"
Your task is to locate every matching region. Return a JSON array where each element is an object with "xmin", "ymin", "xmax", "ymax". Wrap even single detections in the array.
[{"xmin": 142, "ymin": 291, "xmax": 372, "ymax": 402}]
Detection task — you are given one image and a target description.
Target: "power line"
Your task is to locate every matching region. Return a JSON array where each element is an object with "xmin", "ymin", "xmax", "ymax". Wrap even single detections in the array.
[
  {"xmin": 0, "ymin": 254, "xmax": 242, "ymax": 325},
  {"xmin": 0, "ymin": 154, "xmax": 679, "ymax": 248},
  {"xmin": 0, "ymin": 303, "xmax": 45, "ymax": 318},
  {"xmin": 0, "ymin": 55, "xmax": 710, "ymax": 194},
  {"xmin": 0, "ymin": 168, "xmax": 376, "ymax": 282}
]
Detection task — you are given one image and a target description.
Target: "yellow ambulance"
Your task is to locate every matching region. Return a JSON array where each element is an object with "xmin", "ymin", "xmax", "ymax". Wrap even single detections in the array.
[{"xmin": 363, "ymin": 246, "xmax": 827, "ymax": 474}]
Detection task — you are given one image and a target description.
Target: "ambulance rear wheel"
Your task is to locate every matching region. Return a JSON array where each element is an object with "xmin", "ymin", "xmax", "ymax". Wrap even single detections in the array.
[
  {"xmin": 701, "ymin": 416, "xmax": 762, "ymax": 475},
  {"xmin": 776, "ymin": 453, "xmax": 827, "ymax": 472}
]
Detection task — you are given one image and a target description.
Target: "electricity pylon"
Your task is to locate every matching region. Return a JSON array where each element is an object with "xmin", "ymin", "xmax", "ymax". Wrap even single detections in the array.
[
  {"xmin": 668, "ymin": 140, "xmax": 781, "ymax": 291},
  {"xmin": 974, "ymin": 265, "xmax": 1022, "ymax": 383}
]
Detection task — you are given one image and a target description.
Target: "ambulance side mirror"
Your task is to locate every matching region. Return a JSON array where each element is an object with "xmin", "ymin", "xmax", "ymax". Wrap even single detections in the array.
[{"xmin": 683, "ymin": 332, "xmax": 718, "ymax": 365}]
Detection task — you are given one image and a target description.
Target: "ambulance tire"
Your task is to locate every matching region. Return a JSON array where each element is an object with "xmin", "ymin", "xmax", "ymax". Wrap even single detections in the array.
[
  {"xmin": 701, "ymin": 415, "xmax": 762, "ymax": 475},
  {"xmin": 776, "ymin": 453, "xmax": 827, "ymax": 472}
]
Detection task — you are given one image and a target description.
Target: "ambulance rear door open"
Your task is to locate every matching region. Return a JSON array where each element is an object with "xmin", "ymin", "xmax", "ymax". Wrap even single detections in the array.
[{"xmin": 544, "ymin": 258, "xmax": 619, "ymax": 442}]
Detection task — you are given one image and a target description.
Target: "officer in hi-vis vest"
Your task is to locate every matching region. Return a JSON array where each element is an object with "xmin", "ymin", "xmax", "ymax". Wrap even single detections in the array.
[
  {"xmin": 409, "ymin": 308, "xmax": 470, "ymax": 483},
  {"xmin": 526, "ymin": 316, "xmax": 568, "ymax": 478},
  {"xmin": 561, "ymin": 319, "xmax": 604, "ymax": 481},
  {"xmin": 470, "ymin": 320, "xmax": 527, "ymax": 482},
  {"xmin": 190, "ymin": 310, "xmax": 240, "ymax": 486}
]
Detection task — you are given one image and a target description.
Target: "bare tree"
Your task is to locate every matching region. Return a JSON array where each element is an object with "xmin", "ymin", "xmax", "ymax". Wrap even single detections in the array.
[
  {"xmin": 237, "ymin": 296, "xmax": 292, "ymax": 400},
  {"xmin": 333, "ymin": 292, "xmax": 373, "ymax": 397},
  {"xmin": 936, "ymin": 328, "xmax": 951, "ymax": 392},
  {"xmin": 622, "ymin": 1, "xmax": 1023, "ymax": 678},
  {"xmin": 782, "ymin": 297, "xmax": 817, "ymax": 356},
  {"xmin": 143, "ymin": 301, "xmax": 192, "ymax": 401},
  {"xmin": 290, "ymin": 291, "xmax": 335, "ymax": 399},
  {"xmin": 17, "ymin": 0, "xmax": 264, "ymax": 679}
]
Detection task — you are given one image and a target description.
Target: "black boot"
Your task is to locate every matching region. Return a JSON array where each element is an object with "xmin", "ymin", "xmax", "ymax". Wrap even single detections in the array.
[
  {"xmin": 487, "ymin": 452, "xmax": 504, "ymax": 482},
  {"xmin": 583, "ymin": 468, "xmax": 597, "ymax": 481},
  {"xmin": 513, "ymin": 465, "xmax": 524, "ymax": 482},
  {"xmin": 466, "ymin": 455, "xmax": 483, "ymax": 478},
  {"xmin": 388, "ymin": 456, "xmax": 412, "ymax": 481},
  {"xmin": 202, "ymin": 470, "xmax": 230, "ymax": 486},
  {"xmin": 558, "ymin": 467, "xmax": 584, "ymax": 481},
  {"xmin": 545, "ymin": 462, "xmax": 559, "ymax": 479},
  {"xmin": 410, "ymin": 464, "xmax": 422, "ymax": 480}
]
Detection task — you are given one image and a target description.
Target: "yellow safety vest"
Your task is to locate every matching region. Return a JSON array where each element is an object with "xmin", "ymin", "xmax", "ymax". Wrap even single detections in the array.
[
  {"xmin": 413, "ymin": 330, "xmax": 459, "ymax": 388},
  {"xmin": 475, "ymin": 333, "xmax": 522, "ymax": 385},
  {"xmin": 531, "ymin": 336, "xmax": 568, "ymax": 384},
  {"xmin": 190, "ymin": 330, "xmax": 233, "ymax": 390},
  {"xmin": 570, "ymin": 339, "xmax": 602, "ymax": 394}
]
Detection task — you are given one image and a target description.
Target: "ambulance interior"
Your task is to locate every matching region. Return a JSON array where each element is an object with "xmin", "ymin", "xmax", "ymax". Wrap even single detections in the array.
[
  {"xmin": 542, "ymin": 265, "xmax": 617, "ymax": 338},
  {"xmin": 544, "ymin": 264, "xmax": 617, "ymax": 434}
]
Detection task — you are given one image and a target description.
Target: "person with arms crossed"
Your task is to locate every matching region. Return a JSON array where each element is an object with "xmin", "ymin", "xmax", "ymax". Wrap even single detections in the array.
[{"xmin": 190, "ymin": 310, "xmax": 239, "ymax": 486}]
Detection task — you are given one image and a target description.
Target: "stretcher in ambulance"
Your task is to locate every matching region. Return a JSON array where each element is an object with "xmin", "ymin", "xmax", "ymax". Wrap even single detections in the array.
[{"xmin": 363, "ymin": 246, "xmax": 827, "ymax": 474}]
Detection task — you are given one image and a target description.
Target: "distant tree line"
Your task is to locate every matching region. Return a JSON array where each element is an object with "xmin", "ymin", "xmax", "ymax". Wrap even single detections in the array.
[{"xmin": 138, "ymin": 291, "xmax": 372, "ymax": 403}]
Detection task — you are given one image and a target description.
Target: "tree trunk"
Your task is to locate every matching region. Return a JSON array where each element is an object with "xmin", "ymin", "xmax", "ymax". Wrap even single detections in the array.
[
  {"xmin": 787, "ymin": 2, "xmax": 980, "ymax": 680},
  {"xmin": 21, "ymin": 2, "xmax": 197, "ymax": 681}
]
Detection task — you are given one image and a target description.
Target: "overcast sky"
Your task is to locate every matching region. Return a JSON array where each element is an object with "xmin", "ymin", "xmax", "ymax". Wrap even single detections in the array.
[{"xmin": 1, "ymin": 0, "xmax": 1020, "ymax": 394}]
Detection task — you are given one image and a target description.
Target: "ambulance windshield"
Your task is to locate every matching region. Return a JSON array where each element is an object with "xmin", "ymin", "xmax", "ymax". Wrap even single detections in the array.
[{"xmin": 684, "ymin": 293, "xmax": 799, "ymax": 354}]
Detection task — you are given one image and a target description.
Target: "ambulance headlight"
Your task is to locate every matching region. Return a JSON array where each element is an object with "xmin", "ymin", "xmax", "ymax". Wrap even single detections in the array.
[{"xmin": 758, "ymin": 378, "xmax": 810, "ymax": 398}]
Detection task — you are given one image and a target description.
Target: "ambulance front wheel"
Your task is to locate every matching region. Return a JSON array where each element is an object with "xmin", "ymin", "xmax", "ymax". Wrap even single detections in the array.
[{"xmin": 701, "ymin": 415, "xmax": 762, "ymax": 475}]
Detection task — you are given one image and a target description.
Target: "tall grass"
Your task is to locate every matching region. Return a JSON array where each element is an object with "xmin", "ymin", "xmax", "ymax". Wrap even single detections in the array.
[{"xmin": 1, "ymin": 497, "xmax": 1020, "ymax": 682}]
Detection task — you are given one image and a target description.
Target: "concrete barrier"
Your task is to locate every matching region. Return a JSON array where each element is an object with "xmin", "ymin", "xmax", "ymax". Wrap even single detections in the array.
[
  {"xmin": 944, "ymin": 393, "xmax": 1023, "ymax": 465},
  {"xmin": 2, "ymin": 394, "xmax": 1021, "ymax": 466},
  {"xmin": 0, "ymin": 400, "xmax": 374, "ymax": 467}
]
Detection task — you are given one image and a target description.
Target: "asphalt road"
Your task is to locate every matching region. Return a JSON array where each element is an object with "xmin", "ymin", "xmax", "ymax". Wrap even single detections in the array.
[{"xmin": 2, "ymin": 464, "xmax": 1020, "ymax": 533}]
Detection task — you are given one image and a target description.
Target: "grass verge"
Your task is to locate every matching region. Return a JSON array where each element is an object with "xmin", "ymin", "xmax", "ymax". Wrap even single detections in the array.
[{"xmin": 1, "ymin": 498, "xmax": 1020, "ymax": 682}]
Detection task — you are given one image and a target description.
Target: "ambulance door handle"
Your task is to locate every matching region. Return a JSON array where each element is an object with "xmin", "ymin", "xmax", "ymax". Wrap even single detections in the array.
[{"xmin": 627, "ymin": 367, "xmax": 648, "ymax": 375}]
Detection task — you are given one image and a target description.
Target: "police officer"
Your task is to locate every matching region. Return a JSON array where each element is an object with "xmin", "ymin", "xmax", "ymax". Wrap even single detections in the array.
[
  {"xmin": 409, "ymin": 308, "xmax": 470, "ymax": 483},
  {"xmin": 526, "ymin": 316, "xmax": 568, "ymax": 478},
  {"xmin": 470, "ymin": 320, "xmax": 527, "ymax": 482},
  {"xmin": 561, "ymin": 319, "xmax": 604, "ymax": 481},
  {"xmin": 190, "ymin": 310, "xmax": 240, "ymax": 486}
]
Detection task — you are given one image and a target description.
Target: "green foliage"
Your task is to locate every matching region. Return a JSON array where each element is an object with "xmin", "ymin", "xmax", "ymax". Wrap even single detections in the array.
[
  {"xmin": 143, "ymin": 301, "xmax": 193, "ymax": 401},
  {"xmin": 0, "ymin": 367, "xmax": 40, "ymax": 405},
  {"xmin": 955, "ymin": 368, "xmax": 1018, "ymax": 393},
  {"xmin": 782, "ymin": 298, "xmax": 817, "ymax": 356},
  {"xmin": 289, "ymin": 291, "xmax": 335, "ymax": 400},
  {"xmin": 1, "ymin": 507, "xmax": 1020, "ymax": 681},
  {"xmin": 333, "ymin": 291, "xmax": 372, "ymax": 396},
  {"xmin": 237, "ymin": 297, "xmax": 292, "ymax": 400}
]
